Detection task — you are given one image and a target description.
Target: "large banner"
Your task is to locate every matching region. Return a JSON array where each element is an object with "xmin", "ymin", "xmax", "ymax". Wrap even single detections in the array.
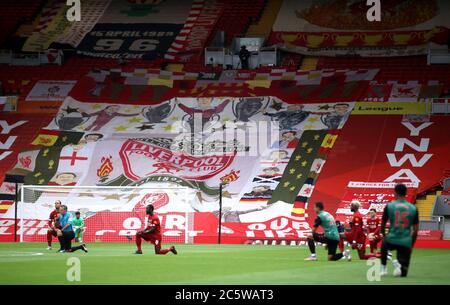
[
  {"xmin": 0, "ymin": 97, "xmax": 354, "ymax": 243},
  {"xmin": 165, "ymin": 0, "xmax": 224, "ymax": 62},
  {"xmin": 308, "ymin": 115, "xmax": 450, "ymax": 220},
  {"xmin": 76, "ymin": 0, "xmax": 193, "ymax": 59},
  {"xmin": 26, "ymin": 80, "xmax": 76, "ymax": 102},
  {"xmin": 76, "ymin": 23, "xmax": 184, "ymax": 59},
  {"xmin": 0, "ymin": 114, "xmax": 54, "ymax": 185},
  {"xmin": 269, "ymin": 0, "xmax": 450, "ymax": 56},
  {"xmin": 46, "ymin": 97, "xmax": 354, "ymax": 134},
  {"xmin": 352, "ymin": 102, "xmax": 429, "ymax": 115},
  {"xmin": 22, "ymin": 0, "xmax": 110, "ymax": 52},
  {"xmin": 335, "ymin": 181, "xmax": 419, "ymax": 224},
  {"xmin": 68, "ymin": 68, "xmax": 378, "ymax": 104},
  {"xmin": 0, "ymin": 96, "xmax": 18, "ymax": 112}
]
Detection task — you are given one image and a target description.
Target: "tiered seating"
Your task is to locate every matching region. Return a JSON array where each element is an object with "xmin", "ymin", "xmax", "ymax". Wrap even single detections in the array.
[
  {"xmin": 0, "ymin": 57, "xmax": 164, "ymax": 96},
  {"xmin": 213, "ymin": 0, "xmax": 266, "ymax": 45},
  {"xmin": 0, "ymin": 0, "xmax": 45, "ymax": 46}
]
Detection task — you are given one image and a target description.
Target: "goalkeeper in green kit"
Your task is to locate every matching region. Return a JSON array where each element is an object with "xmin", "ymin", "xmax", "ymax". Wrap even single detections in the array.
[
  {"xmin": 72, "ymin": 211, "xmax": 85, "ymax": 243},
  {"xmin": 380, "ymin": 183, "xmax": 419, "ymax": 277}
]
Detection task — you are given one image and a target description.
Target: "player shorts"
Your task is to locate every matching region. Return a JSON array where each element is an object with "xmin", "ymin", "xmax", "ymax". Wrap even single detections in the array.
[
  {"xmin": 382, "ymin": 240, "xmax": 412, "ymax": 267},
  {"xmin": 369, "ymin": 234, "xmax": 381, "ymax": 243},
  {"xmin": 48, "ymin": 228, "xmax": 58, "ymax": 237},
  {"xmin": 345, "ymin": 232, "xmax": 366, "ymax": 250},
  {"xmin": 139, "ymin": 232, "xmax": 161, "ymax": 246},
  {"xmin": 312, "ymin": 232, "xmax": 339, "ymax": 256}
]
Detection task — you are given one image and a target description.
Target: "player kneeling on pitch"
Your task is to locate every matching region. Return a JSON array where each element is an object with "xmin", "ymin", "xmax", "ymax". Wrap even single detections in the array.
[
  {"xmin": 380, "ymin": 183, "xmax": 418, "ymax": 277},
  {"xmin": 46, "ymin": 200, "xmax": 61, "ymax": 250},
  {"xmin": 304, "ymin": 202, "xmax": 349, "ymax": 261},
  {"xmin": 134, "ymin": 204, "xmax": 177, "ymax": 255},
  {"xmin": 55, "ymin": 205, "xmax": 88, "ymax": 253},
  {"xmin": 72, "ymin": 211, "xmax": 85, "ymax": 243},
  {"xmin": 341, "ymin": 201, "xmax": 379, "ymax": 260}
]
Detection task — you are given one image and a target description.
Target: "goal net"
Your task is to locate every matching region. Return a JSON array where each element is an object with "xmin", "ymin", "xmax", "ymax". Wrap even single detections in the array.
[{"xmin": 16, "ymin": 185, "xmax": 198, "ymax": 244}]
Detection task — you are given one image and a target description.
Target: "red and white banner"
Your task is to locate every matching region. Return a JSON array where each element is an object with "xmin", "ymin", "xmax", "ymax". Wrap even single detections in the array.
[
  {"xmin": 165, "ymin": 0, "xmax": 224, "ymax": 62},
  {"xmin": 0, "ymin": 113, "xmax": 54, "ymax": 184},
  {"xmin": 269, "ymin": 0, "xmax": 450, "ymax": 56}
]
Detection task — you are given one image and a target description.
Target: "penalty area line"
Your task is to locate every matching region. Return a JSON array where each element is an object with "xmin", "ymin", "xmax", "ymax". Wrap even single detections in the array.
[{"xmin": 0, "ymin": 252, "xmax": 44, "ymax": 257}]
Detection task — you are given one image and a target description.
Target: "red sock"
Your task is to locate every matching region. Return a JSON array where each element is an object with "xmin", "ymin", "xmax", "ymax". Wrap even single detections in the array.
[
  {"xmin": 338, "ymin": 239, "xmax": 344, "ymax": 253},
  {"xmin": 157, "ymin": 248, "xmax": 171, "ymax": 255},
  {"xmin": 370, "ymin": 242, "xmax": 375, "ymax": 253},
  {"xmin": 135, "ymin": 233, "xmax": 142, "ymax": 251},
  {"xmin": 47, "ymin": 231, "xmax": 53, "ymax": 247}
]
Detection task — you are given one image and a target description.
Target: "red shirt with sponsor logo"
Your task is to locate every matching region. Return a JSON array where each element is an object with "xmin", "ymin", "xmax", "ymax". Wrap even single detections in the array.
[
  {"xmin": 350, "ymin": 211, "xmax": 364, "ymax": 233},
  {"xmin": 348, "ymin": 211, "xmax": 365, "ymax": 241},
  {"xmin": 48, "ymin": 210, "xmax": 59, "ymax": 228},
  {"xmin": 366, "ymin": 217, "xmax": 381, "ymax": 235},
  {"xmin": 146, "ymin": 214, "xmax": 161, "ymax": 235}
]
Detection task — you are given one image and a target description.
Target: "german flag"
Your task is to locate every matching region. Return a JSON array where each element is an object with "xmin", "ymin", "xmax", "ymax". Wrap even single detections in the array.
[
  {"xmin": 31, "ymin": 129, "xmax": 60, "ymax": 147},
  {"xmin": 0, "ymin": 200, "xmax": 14, "ymax": 216},
  {"xmin": 291, "ymin": 199, "xmax": 306, "ymax": 218}
]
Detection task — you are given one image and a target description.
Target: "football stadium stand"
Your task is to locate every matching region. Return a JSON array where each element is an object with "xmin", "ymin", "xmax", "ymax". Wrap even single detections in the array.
[
  {"xmin": 416, "ymin": 191, "xmax": 442, "ymax": 218},
  {"xmin": 0, "ymin": 0, "xmax": 45, "ymax": 46},
  {"xmin": 0, "ymin": 0, "xmax": 449, "ymax": 246}
]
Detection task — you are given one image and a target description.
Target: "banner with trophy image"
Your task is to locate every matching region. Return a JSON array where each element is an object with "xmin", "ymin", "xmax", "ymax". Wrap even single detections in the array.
[{"xmin": 269, "ymin": 0, "xmax": 450, "ymax": 56}]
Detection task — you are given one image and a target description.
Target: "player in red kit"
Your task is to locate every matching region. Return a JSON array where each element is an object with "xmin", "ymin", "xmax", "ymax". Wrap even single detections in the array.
[
  {"xmin": 342, "ymin": 201, "xmax": 379, "ymax": 260},
  {"xmin": 134, "ymin": 204, "xmax": 177, "ymax": 255},
  {"xmin": 366, "ymin": 208, "xmax": 382, "ymax": 254},
  {"xmin": 46, "ymin": 200, "xmax": 61, "ymax": 250}
]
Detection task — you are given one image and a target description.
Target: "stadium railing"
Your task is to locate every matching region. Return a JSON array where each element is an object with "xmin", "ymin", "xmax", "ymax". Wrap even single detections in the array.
[
  {"xmin": 0, "ymin": 49, "xmax": 63, "ymax": 66},
  {"xmin": 427, "ymin": 45, "xmax": 450, "ymax": 65},
  {"xmin": 419, "ymin": 215, "xmax": 444, "ymax": 231},
  {"xmin": 430, "ymin": 98, "xmax": 450, "ymax": 114}
]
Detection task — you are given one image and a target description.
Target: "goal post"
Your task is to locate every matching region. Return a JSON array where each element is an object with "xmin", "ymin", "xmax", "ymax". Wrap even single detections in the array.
[{"xmin": 18, "ymin": 185, "xmax": 198, "ymax": 244}]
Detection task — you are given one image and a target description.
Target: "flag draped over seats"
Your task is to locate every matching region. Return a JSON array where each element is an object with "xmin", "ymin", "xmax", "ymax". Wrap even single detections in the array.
[{"xmin": 69, "ymin": 68, "xmax": 378, "ymax": 104}]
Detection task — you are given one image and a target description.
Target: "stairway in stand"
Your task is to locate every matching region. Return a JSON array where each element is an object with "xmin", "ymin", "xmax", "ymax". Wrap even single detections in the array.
[{"xmin": 416, "ymin": 190, "xmax": 442, "ymax": 218}]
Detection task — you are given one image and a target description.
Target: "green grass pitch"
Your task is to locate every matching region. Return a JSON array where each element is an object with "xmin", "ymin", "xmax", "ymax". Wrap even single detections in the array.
[{"xmin": 1, "ymin": 242, "xmax": 450, "ymax": 285}]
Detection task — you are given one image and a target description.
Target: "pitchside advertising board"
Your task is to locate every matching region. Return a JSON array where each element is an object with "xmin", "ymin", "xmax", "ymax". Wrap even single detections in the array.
[
  {"xmin": 0, "ymin": 209, "xmax": 311, "ymax": 244},
  {"xmin": 77, "ymin": 23, "xmax": 183, "ymax": 59}
]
